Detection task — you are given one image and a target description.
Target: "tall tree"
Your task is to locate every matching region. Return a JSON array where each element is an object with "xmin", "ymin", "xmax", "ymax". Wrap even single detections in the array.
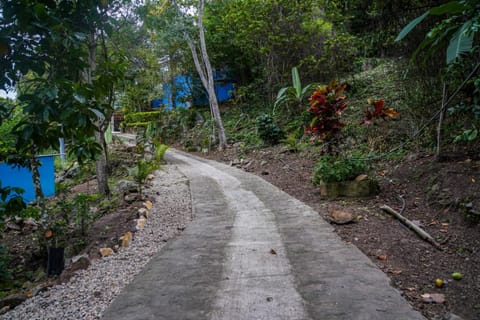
[
  {"xmin": 0, "ymin": 0, "xmax": 126, "ymax": 198},
  {"xmin": 147, "ymin": 0, "xmax": 227, "ymax": 150},
  {"xmin": 187, "ymin": 0, "xmax": 227, "ymax": 150}
]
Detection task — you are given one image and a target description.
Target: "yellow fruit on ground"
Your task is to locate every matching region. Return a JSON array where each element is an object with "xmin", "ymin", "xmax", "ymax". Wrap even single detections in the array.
[{"xmin": 435, "ymin": 278, "xmax": 444, "ymax": 287}]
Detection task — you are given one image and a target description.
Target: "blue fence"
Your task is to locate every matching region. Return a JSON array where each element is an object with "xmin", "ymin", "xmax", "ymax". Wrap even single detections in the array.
[{"xmin": 0, "ymin": 155, "xmax": 56, "ymax": 202}]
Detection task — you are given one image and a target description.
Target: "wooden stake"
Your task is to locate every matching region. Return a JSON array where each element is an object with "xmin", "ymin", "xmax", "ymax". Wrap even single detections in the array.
[{"xmin": 380, "ymin": 204, "xmax": 442, "ymax": 250}]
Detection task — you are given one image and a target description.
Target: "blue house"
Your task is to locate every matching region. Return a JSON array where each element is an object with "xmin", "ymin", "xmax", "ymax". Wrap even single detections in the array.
[{"xmin": 152, "ymin": 70, "xmax": 235, "ymax": 110}]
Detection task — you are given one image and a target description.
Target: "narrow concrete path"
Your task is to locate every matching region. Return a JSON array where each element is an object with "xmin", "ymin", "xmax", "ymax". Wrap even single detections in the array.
[{"xmin": 102, "ymin": 149, "xmax": 424, "ymax": 320}]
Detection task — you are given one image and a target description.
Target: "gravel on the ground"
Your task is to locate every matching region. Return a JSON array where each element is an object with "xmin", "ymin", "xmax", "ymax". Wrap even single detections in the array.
[{"xmin": 1, "ymin": 165, "xmax": 192, "ymax": 320}]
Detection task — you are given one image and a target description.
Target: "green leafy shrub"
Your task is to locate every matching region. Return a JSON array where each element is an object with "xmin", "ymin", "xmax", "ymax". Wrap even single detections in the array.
[
  {"xmin": 0, "ymin": 245, "xmax": 12, "ymax": 283},
  {"xmin": 256, "ymin": 114, "xmax": 283, "ymax": 145},
  {"xmin": 128, "ymin": 159, "xmax": 158, "ymax": 196},
  {"xmin": 312, "ymin": 154, "xmax": 368, "ymax": 185},
  {"xmin": 154, "ymin": 142, "xmax": 169, "ymax": 163}
]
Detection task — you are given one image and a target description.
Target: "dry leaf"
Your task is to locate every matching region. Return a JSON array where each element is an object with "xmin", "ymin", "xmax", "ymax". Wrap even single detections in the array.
[
  {"xmin": 270, "ymin": 249, "xmax": 277, "ymax": 255},
  {"xmin": 377, "ymin": 254, "xmax": 387, "ymax": 261}
]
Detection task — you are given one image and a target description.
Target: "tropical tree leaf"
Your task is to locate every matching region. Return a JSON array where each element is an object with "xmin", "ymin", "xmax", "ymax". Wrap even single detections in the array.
[
  {"xmin": 429, "ymin": 1, "xmax": 465, "ymax": 15},
  {"xmin": 447, "ymin": 21, "xmax": 474, "ymax": 64},
  {"xmin": 291, "ymin": 67, "xmax": 301, "ymax": 97},
  {"xmin": 395, "ymin": 12, "xmax": 429, "ymax": 41}
]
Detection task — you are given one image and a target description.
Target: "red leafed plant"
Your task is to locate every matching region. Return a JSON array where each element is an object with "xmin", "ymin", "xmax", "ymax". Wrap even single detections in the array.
[
  {"xmin": 305, "ymin": 81, "xmax": 347, "ymax": 142},
  {"xmin": 362, "ymin": 98, "xmax": 400, "ymax": 125}
]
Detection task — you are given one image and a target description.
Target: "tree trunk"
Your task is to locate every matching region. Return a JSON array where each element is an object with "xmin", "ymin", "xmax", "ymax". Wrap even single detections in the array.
[
  {"xmin": 29, "ymin": 145, "xmax": 47, "ymax": 222},
  {"xmin": 188, "ymin": 0, "xmax": 227, "ymax": 150},
  {"xmin": 87, "ymin": 32, "xmax": 110, "ymax": 196}
]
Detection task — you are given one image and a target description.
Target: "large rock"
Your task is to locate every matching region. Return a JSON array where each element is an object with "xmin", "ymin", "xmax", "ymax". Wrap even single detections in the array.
[
  {"xmin": 69, "ymin": 254, "xmax": 91, "ymax": 272},
  {"xmin": 329, "ymin": 210, "xmax": 355, "ymax": 224},
  {"xmin": 0, "ymin": 293, "xmax": 28, "ymax": 309}
]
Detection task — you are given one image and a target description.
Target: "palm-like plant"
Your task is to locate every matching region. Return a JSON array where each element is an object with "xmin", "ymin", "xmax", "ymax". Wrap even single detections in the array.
[
  {"xmin": 273, "ymin": 67, "xmax": 317, "ymax": 116},
  {"xmin": 395, "ymin": 0, "xmax": 479, "ymax": 65}
]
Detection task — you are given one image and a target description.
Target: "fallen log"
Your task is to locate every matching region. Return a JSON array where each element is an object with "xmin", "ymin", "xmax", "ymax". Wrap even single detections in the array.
[{"xmin": 380, "ymin": 204, "xmax": 442, "ymax": 250}]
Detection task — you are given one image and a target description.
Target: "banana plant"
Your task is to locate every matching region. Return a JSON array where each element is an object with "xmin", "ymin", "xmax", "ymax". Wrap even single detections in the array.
[
  {"xmin": 395, "ymin": 0, "xmax": 479, "ymax": 64},
  {"xmin": 273, "ymin": 67, "xmax": 317, "ymax": 116}
]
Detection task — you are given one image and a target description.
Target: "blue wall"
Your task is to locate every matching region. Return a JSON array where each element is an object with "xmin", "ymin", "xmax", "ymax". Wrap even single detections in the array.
[
  {"xmin": 0, "ymin": 155, "xmax": 55, "ymax": 202},
  {"xmin": 155, "ymin": 71, "xmax": 235, "ymax": 110}
]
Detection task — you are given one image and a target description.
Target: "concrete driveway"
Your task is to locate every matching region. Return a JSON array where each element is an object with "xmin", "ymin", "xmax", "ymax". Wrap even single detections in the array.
[{"xmin": 102, "ymin": 149, "xmax": 424, "ymax": 320}]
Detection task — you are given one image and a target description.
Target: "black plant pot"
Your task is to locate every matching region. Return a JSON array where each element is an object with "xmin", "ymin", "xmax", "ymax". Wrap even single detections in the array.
[{"xmin": 47, "ymin": 247, "xmax": 65, "ymax": 275}]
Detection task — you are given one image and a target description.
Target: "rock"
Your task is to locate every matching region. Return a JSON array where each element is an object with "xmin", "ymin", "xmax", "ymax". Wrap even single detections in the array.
[
  {"xmin": 260, "ymin": 160, "xmax": 268, "ymax": 166},
  {"xmin": 138, "ymin": 208, "xmax": 148, "ymax": 218},
  {"xmin": 31, "ymin": 281, "xmax": 55, "ymax": 297},
  {"xmin": 68, "ymin": 254, "xmax": 91, "ymax": 272},
  {"xmin": 329, "ymin": 210, "xmax": 354, "ymax": 224},
  {"xmin": 136, "ymin": 218, "xmax": 147, "ymax": 230},
  {"xmin": 21, "ymin": 217, "xmax": 38, "ymax": 234},
  {"xmin": 143, "ymin": 200, "xmax": 153, "ymax": 210},
  {"xmin": 0, "ymin": 293, "xmax": 28, "ymax": 309},
  {"xmin": 120, "ymin": 231, "xmax": 133, "ymax": 247},
  {"xmin": 443, "ymin": 313, "xmax": 464, "ymax": 320},
  {"xmin": 124, "ymin": 193, "xmax": 138, "ymax": 203},
  {"xmin": 0, "ymin": 306, "xmax": 10, "ymax": 314},
  {"xmin": 421, "ymin": 293, "xmax": 445, "ymax": 304},
  {"xmin": 114, "ymin": 180, "xmax": 139, "ymax": 193},
  {"xmin": 355, "ymin": 174, "xmax": 368, "ymax": 182},
  {"xmin": 99, "ymin": 247, "xmax": 114, "ymax": 257},
  {"xmin": 5, "ymin": 222, "xmax": 21, "ymax": 231}
]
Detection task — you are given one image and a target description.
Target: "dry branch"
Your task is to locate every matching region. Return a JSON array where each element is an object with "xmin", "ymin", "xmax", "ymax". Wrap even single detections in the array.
[{"xmin": 380, "ymin": 204, "xmax": 442, "ymax": 250}]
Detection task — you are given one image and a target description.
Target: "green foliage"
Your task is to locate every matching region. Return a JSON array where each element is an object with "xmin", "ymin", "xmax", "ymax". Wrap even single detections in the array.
[
  {"xmin": 280, "ymin": 132, "xmax": 301, "ymax": 153},
  {"xmin": 154, "ymin": 142, "xmax": 169, "ymax": 163},
  {"xmin": 312, "ymin": 154, "xmax": 368, "ymax": 185},
  {"xmin": 0, "ymin": 182, "xmax": 26, "ymax": 227},
  {"xmin": 128, "ymin": 159, "xmax": 158, "ymax": 196},
  {"xmin": 0, "ymin": 245, "xmax": 12, "ymax": 283},
  {"xmin": 73, "ymin": 193, "xmax": 97, "ymax": 236},
  {"xmin": 274, "ymin": 67, "xmax": 317, "ymax": 117},
  {"xmin": 256, "ymin": 114, "xmax": 283, "ymax": 145},
  {"xmin": 396, "ymin": 0, "xmax": 480, "ymax": 64},
  {"xmin": 124, "ymin": 111, "xmax": 163, "ymax": 124}
]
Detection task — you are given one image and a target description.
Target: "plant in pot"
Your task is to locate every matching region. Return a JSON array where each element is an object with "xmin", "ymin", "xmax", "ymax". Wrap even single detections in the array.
[
  {"xmin": 44, "ymin": 220, "xmax": 67, "ymax": 276},
  {"xmin": 312, "ymin": 154, "xmax": 379, "ymax": 198}
]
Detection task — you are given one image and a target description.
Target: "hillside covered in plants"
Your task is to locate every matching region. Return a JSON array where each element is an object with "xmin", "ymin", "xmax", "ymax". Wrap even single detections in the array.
[{"xmin": 1, "ymin": 0, "xmax": 479, "ymax": 319}]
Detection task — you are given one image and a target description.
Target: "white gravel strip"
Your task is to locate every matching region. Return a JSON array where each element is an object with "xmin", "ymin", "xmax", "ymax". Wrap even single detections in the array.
[{"xmin": 1, "ymin": 165, "xmax": 192, "ymax": 320}]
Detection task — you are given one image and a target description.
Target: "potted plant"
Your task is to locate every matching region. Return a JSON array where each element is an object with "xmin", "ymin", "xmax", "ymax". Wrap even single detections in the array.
[
  {"xmin": 312, "ymin": 154, "xmax": 379, "ymax": 198},
  {"xmin": 44, "ymin": 221, "xmax": 67, "ymax": 276}
]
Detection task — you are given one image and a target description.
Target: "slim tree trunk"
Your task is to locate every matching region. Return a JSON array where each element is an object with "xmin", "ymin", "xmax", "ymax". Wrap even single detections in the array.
[
  {"xmin": 187, "ymin": 0, "xmax": 227, "ymax": 150},
  {"xmin": 87, "ymin": 32, "xmax": 110, "ymax": 196},
  {"xmin": 436, "ymin": 83, "xmax": 447, "ymax": 160}
]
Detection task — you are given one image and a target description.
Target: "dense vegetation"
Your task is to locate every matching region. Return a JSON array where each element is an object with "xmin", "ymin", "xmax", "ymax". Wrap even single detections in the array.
[{"xmin": 0, "ymin": 0, "xmax": 479, "ymax": 313}]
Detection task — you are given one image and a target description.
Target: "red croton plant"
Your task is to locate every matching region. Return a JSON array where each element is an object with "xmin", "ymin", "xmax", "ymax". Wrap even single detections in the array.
[
  {"xmin": 305, "ymin": 81, "xmax": 347, "ymax": 142},
  {"xmin": 362, "ymin": 98, "xmax": 400, "ymax": 125}
]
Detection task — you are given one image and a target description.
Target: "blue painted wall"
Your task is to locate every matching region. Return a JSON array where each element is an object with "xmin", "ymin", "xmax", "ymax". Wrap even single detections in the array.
[
  {"xmin": 155, "ymin": 71, "xmax": 235, "ymax": 109},
  {"xmin": 0, "ymin": 155, "xmax": 55, "ymax": 202}
]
